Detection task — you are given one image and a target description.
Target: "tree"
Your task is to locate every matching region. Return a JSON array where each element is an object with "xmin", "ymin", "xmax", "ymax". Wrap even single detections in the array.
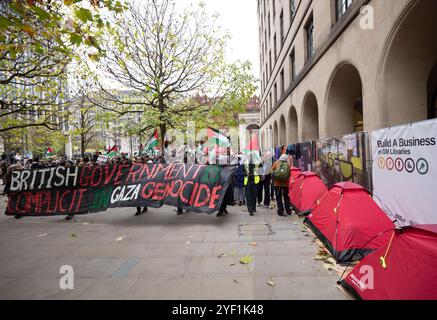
[
  {"xmin": 0, "ymin": 0, "xmax": 126, "ymax": 133},
  {"xmin": 70, "ymin": 92, "xmax": 103, "ymax": 158},
  {"xmin": 0, "ymin": 126, "xmax": 67, "ymax": 157},
  {"xmin": 89, "ymin": 0, "xmax": 257, "ymax": 149}
]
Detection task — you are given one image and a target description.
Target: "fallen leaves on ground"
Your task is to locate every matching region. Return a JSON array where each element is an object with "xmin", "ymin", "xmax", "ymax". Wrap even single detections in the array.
[
  {"xmin": 327, "ymin": 257, "xmax": 337, "ymax": 264},
  {"xmin": 240, "ymin": 256, "xmax": 253, "ymax": 265},
  {"xmin": 233, "ymin": 279, "xmax": 241, "ymax": 285},
  {"xmin": 315, "ymin": 239, "xmax": 325, "ymax": 248},
  {"xmin": 323, "ymin": 263, "xmax": 334, "ymax": 271},
  {"xmin": 70, "ymin": 233, "xmax": 77, "ymax": 239},
  {"xmin": 266, "ymin": 279, "xmax": 276, "ymax": 287},
  {"xmin": 217, "ymin": 254, "xmax": 227, "ymax": 259},
  {"xmin": 315, "ymin": 249, "xmax": 331, "ymax": 261},
  {"xmin": 229, "ymin": 263, "xmax": 236, "ymax": 266}
]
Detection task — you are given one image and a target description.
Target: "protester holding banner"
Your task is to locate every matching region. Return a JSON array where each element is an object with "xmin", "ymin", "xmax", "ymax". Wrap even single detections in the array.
[
  {"xmin": 135, "ymin": 206, "xmax": 148, "ymax": 216},
  {"xmin": 30, "ymin": 156, "xmax": 44, "ymax": 170},
  {"xmin": 5, "ymin": 161, "xmax": 237, "ymax": 217},
  {"xmin": 217, "ymin": 184, "xmax": 232, "ymax": 217}
]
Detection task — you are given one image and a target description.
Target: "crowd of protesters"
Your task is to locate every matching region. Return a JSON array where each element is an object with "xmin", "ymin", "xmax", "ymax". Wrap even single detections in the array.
[{"xmin": 1, "ymin": 148, "xmax": 296, "ymax": 220}]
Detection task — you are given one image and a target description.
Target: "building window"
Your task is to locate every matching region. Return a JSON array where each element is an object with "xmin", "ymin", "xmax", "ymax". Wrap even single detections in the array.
[
  {"xmin": 264, "ymin": 31, "xmax": 267, "ymax": 56},
  {"xmin": 261, "ymin": 72, "xmax": 266, "ymax": 93},
  {"xmin": 280, "ymin": 9, "xmax": 284, "ymax": 44},
  {"xmin": 290, "ymin": 49, "xmax": 296, "ymax": 82},
  {"xmin": 274, "ymin": 83, "xmax": 278, "ymax": 105},
  {"xmin": 265, "ymin": 62, "xmax": 268, "ymax": 81},
  {"xmin": 280, "ymin": 69, "xmax": 285, "ymax": 96},
  {"xmin": 273, "ymin": 33, "xmax": 277, "ymax": 58},
  {"xmin": 290, "ymin": 0, "xmax": 296, "ymax": 20},
  {"xmin": 264, "ymin": 30, "xmax": 267, "ymax": 53},
  {"xmin": 268, "ymin": 13, "xmax": 271, "ymax": 36},
  {"xmin": 305, "ymin": 15, "xmax": 315, "ymax": 61},
  {"xmin": 272, "ymin": 0, "xmax": 276, "ymax": 17},
  {"xmin": 336, "ymin": 0, "xmax": 353, "ymax": 21}
]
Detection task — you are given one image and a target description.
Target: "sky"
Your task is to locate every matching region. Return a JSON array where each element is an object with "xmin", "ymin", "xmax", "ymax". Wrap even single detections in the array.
[{"xmin": 198, "ymin": 0, "xmax": 260, "ymax": 81}]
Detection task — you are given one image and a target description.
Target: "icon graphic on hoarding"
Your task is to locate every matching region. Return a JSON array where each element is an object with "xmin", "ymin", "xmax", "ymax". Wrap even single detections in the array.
[
  {"xmin": 378, "ymin": 157, "xmax": 385, "ymax": 170},
  {"xmin": 405, "ymin": 158, "xmax": 415, "ymax": 173},
  {"xmin": 416, "ymin": 158, "xmax": 429, "ymax": 175},
  {"xmin": 386, "ymin": 157, "xmax": 394, "ymax": 171},
  {"xmin": 395, "ymin": 158, "xmax": 404, "ymax": 172}
]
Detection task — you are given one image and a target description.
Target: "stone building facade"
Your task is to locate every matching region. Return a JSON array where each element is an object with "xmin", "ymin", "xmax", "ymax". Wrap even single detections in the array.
[{"xmin": 257, "ymin": 0, "xmax": 437, "ymax": 150}]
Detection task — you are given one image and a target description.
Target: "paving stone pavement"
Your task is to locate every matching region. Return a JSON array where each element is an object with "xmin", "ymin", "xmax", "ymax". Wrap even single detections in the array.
[{"xmin": 0, "ymin": 194, "xmax": 347, "ymax": 300}]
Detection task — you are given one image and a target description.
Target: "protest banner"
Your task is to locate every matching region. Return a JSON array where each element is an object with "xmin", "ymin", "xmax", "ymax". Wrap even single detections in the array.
[
  {"xmin": 372, "ymin": 119, "xmax": 437, "ymax": 226},
  {"xmin": 4, "ymin": 164, "xmax": 236, "ymax": 217},
  {"xmin": 293, "ymin": 141, "xmax": 315, "ymax": 172},
  {"xmin": 314, "ymin": 132, "xmax": 371, "ymax": 189}
]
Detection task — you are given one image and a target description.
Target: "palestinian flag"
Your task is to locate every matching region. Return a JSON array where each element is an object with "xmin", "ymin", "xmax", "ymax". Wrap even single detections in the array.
[
  {"xmin": 46, "ymin": 147, "xmax": 54, "ymax": 157},
  {"xmin": 204, "ymin": 127, "xmax": 230, "ymax": 163},
  {"xmin": 106, "ymin": 145, "xmax": 119, "ymax": 158},
  {"xmin": 144, "ymin": 129, "xmax": 159, "ymax": 152},
  {"xmin": 206, "ymin": 127, "xmax": 230, "ymax": 148},
  {"xmin": 243, "ymin": 133, "xmax": 261, "ymax": 163}
]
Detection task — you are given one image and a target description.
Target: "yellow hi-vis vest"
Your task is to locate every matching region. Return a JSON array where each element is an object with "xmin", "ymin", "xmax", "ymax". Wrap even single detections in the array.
[{"xmin": 244, "ymin": 162, "xmax": 261, "ymax": 186}]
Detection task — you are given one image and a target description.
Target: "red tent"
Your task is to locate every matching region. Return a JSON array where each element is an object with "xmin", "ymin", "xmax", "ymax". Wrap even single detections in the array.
[
  {"xmin": 341, "ymin": 225, "xmax": 437, "ymax": 300},
  {"xmin": 289, "ymin": 172, "xmax": 327, "ymax": 215},
  {"xmin": 288, "ymin": 166, "xmax": 302, "ymax": 190},
  {"xmin": 305, "ymin": 182, "xmax": 395, "ymax": 263}
]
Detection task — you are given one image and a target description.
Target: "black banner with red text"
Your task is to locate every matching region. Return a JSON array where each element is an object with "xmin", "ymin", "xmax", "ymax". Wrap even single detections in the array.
[{"xmin": 4, "ymin": 164, "xmax": 236, "ymax": 216}]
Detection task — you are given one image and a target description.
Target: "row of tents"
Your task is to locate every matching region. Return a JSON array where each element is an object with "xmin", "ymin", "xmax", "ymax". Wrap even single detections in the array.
[{"xmin": 287, "ymin": 168, "xmax": 437, "ymax": 300}]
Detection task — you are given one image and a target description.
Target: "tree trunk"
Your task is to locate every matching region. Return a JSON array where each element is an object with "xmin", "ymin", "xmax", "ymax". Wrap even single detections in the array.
[
  {"xmin": 81, "ymin": 134, "xmax": 85, "ymax": 159},
  {"xmin": 159, "ymin": 98, "xmax": 166, "ymax": 153},
  {"xmin": 160, "ymin": 124, "xmax": 166, "ymax": 152}
]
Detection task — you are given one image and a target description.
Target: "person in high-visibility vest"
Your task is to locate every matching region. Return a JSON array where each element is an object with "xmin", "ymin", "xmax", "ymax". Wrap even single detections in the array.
[{"xmin": 243, "ymin": 153, "xmax": 263, "ymax": 216}]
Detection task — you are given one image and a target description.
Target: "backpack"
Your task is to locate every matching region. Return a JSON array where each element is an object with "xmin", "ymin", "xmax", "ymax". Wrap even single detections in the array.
[{"xmin": 274, "ymin": 161, "xmax": 291, "ymax": 181}]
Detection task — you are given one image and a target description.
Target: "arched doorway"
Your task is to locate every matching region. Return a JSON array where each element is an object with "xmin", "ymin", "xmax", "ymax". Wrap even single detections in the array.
[
  {"xmin": 380, "ymin": 0, "xmax": 437, "ymax": 126},
  {"xmin": 279, "ymin": 115, "xmax": 287, "ymax": 146},
  {"xmin": 427, "ymin": 63, "xmax": 437, "ymax": 119},
  {"xmin": 326, "ymin": 63, "xmax": 363, "ymax": 136},
  {"xmin": 246, "ymin": 124, "xmax": 259, "ymax": 135},
  {"xmin": 243, "ymin": 124, "xmax": 259, "ymax": 152},
  {"xmin": 273, "ymin": 121, "xmax": 279, "ymax": 148},
  {"xmin": 302, "ymin": 92, "xmax": 319, "ymax": 141},
  {"xmin": 288, "ymin": 106, "xmax": 298, "ymax": 143}
]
